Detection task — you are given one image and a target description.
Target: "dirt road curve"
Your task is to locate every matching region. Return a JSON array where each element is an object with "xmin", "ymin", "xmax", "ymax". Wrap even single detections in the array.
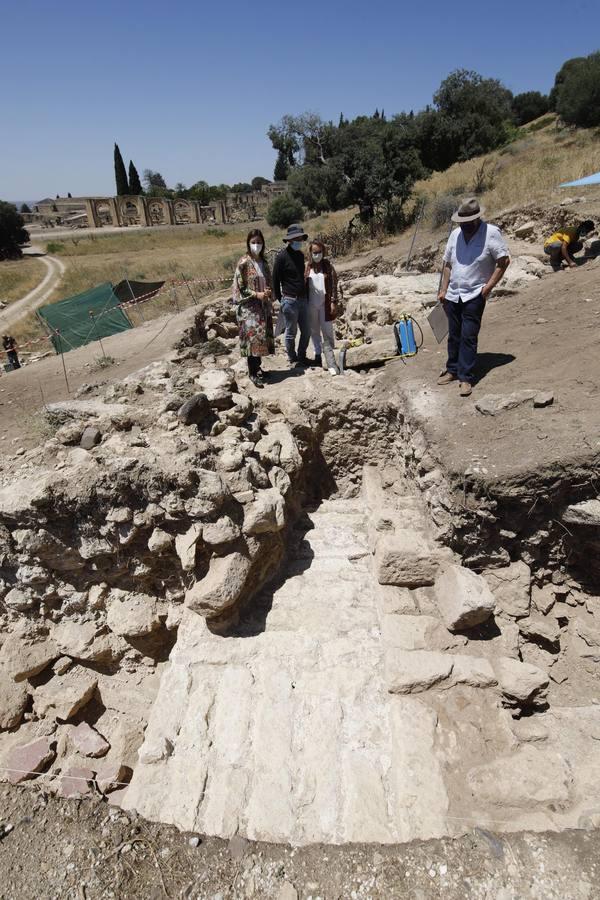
[{"xmin": 0, "ymin": 248, "xmax": 65, "ymax": 331}]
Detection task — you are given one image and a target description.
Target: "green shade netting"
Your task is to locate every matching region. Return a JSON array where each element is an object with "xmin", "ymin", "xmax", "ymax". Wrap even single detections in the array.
[{"xmin": 37, "ymin": 282, "xmax": 132, "ymax": 353}]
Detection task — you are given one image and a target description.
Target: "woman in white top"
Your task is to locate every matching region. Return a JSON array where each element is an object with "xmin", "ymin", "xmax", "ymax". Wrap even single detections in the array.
[{"xmin": 305, "ymin": 239, "xmax": 339, "ymax": 375}]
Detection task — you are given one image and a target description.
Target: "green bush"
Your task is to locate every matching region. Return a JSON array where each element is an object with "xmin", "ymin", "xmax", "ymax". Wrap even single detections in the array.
[
  {"xmin": 512, "ymin": 91, "xmax": 550, "ymax": 125},
  {"xmin": 431, "ymin": 195, "xmax": 457, "ymax": 228},
  {"xmin": 267, "ymin": 195, "xmax": 305, "ymax": 229},
  {"xmin": 206, "ymin": 227, "xmax": 227, "ymax": 238},
  {"xmin": 46, "ymin": 241, "xmax": 65, "ymax": 253},
  {"xmin": 525, "ymin": 114, "xmax": 555, "ymax": 133}
]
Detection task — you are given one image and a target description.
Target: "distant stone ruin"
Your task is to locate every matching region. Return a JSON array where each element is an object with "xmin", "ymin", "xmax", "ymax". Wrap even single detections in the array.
[{"xmin": 30, "ymin": 182, "xmax": 289, "ymax": 230}]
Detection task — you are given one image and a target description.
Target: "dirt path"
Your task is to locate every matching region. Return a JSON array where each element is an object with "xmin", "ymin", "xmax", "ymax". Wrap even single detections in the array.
[
  {"xmin": 0, "ymin": 302, "xmax": 200, "ymax": 456},
  {"xmin": 0, "ymin": 249, "xmax": 66, "ymax": 331}
]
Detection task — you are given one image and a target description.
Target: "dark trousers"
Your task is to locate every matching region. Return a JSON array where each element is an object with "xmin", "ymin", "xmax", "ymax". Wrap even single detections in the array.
[
  {"xmin": 445, "ymin": 293, "xmax": 486, "ymax": 384},
  {"xmin": 7, "ymin": 350, "xmax": 20, "ymax": 370},
  {"xmin": 247, "ymin": 355, "xmax": 261, "ymax": 376}
]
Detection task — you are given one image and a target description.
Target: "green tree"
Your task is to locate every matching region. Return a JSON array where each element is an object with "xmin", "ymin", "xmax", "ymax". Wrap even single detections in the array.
[
  {"xmin": 288, "ymin": 163, "xmax": 346, "ymax": 214},
  {"xmin": 114, "ymin": 143, "xmax": 129, "ymax": 195},
  {"xmin": 274, "ymin": 151, "xmax": 289, "ymax": 181},
  {"xmin": 143, "ymin": 169, "xmax": 168, "ymax": 190},
  {"xmin": 267, "ymin": 195, "xmax": 305, "ymax": 228},
  {"xmin": 430, "ymin": 70, "xmax": 514, "ymax": 162},
  {"xmin": 549, "ymin": 56, "xmax": 587, "ymax": 109},
  {"xmin": 0, "ymin": 201, "xmax": 30, "ymax": 260},
  {"xmin": 188, "ymin": 181, "xmax": 211, "ymax": 204},
  {"xmin": 555, "ymin": 52, "xmax": 600, "ymax": 127},
  {"xmin": 231, "ymin": 182, "xmax": 253, "ymax": 193},
  {"xmin": 251, "ymin": 176, "xmax": 271, "ymax": 190},
  {"xmin": 512, "ymin": 91, "xmax": 550, "ymax": 125},
  {"xmin": 128, "ymin": 160, "xmax": 143, "ymax": 194},
  {"xmin": 20, "ymin": 203, "xmax": 31, "ymax": 213}
]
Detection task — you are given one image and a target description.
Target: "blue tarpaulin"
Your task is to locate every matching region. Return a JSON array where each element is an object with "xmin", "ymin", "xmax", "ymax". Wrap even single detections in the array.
[{"xmin": 559, "ymin": 171, "xmax": 600, "ymax": 187}]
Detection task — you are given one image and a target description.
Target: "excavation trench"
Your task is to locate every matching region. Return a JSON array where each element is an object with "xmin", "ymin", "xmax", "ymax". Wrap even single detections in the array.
[
  {"xmin": 123, "ymin": 401, "xmax": 600, "ymax": 842},
  {"xmin": 1, "ymin": 386, "xmax": 600, "ymax": 845}
]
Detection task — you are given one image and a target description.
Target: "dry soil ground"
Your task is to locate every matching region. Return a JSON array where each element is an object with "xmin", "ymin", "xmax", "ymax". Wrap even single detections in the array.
[
  {"xmin": 381, "ymin": 255, "xmax": 600, "ymax": 486},
  {"xmin": 1, "ymin": 785, "xmax": 599, "ymax": 900}
]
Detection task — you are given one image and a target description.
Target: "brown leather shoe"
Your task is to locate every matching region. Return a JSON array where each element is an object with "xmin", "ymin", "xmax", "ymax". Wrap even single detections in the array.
[
  {"xmin": 459, "ymin": 381, "xmax": 472, "ymax": 397},
  {"xmin": 437, "ymin": 371, "xmax": 457, "ymax": 385}
]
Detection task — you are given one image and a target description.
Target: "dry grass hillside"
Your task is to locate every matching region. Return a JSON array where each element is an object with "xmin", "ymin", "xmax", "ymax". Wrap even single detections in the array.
[
  {"xmin": 412, "ymin": 114, "xmax": 600, "ymax": 222},
  {"xmin": 0, "ymin": 256, "xmax": 45, "ymax": 304}
]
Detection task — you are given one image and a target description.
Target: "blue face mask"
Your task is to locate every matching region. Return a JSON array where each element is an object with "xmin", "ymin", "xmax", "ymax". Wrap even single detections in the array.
[{"xmin": 290, "ymin": 240, "xmax": 303, "ymax": 251}]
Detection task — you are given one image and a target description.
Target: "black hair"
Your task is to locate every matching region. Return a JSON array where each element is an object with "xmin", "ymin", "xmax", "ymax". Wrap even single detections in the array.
[
  {"xmin": 579, "ymin": 219, "xmax": 595, "ymax": 234},
  {"xmin": 246, "ymin": 229, "xmax": 265, "ymax": 259}
]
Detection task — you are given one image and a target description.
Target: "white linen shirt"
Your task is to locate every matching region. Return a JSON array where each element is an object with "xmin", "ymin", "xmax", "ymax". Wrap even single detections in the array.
[{"xmin": 443, "ymin": 222, "xmax": 509, "ymax": 303}]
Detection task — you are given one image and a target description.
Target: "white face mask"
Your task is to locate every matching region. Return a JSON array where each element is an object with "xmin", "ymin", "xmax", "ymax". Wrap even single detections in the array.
[
  {"xmin": 290, "ymin": 240, "xmax": 303, "ymax": 251},
  {"xmin": 249, "ymin": 242, "xmax": 263, "ymax": 256},
  {"xmin": 312, "ymin": 252, "xmax": 323, "ymax": 263}
]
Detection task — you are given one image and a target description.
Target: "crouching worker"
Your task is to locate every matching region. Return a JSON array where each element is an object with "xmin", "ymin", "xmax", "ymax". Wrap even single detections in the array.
[
  {"xmin": 305, "ymin": 239, "xmax": 339, "ymax": 375},
  {"xmin": 543, "ymin": 220, "xmax": 594, "ymax": 272},
  {"xmin": 232, "ymin": 229, "xmax": 274, "ymax": 388},
  {"xmin": 437, "ymin": 198, "xmax": 510, "ymax": 398}
]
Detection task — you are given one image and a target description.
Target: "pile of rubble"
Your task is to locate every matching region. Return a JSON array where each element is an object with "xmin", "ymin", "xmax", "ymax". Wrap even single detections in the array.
[{"xmin": 0, "ymin": 349, "xmax": 315, "ymax": 800}]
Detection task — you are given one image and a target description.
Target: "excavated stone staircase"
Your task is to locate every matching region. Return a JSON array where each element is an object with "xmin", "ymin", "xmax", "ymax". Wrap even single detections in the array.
[
  {"xmin": 123, "ymin": 476, "xmax": 450, "ymax": 843},
  {"xmin": 123, "ymin": 465, "xmax": 600, "ymax": 844}
]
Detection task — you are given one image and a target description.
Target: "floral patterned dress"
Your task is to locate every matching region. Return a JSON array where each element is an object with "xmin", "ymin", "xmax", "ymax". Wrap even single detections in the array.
[{"xmin": 232, "ymin": 254, "xmax": 275, "ymax": 358}]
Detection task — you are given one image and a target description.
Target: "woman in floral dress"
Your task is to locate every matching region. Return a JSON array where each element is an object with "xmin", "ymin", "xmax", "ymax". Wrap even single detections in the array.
[{"xmin": 232, "ymin": 229, "xmax": 274, "ymax": 388}]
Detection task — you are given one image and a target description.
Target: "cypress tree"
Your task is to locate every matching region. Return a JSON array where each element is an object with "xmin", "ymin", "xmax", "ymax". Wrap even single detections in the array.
[
  {"xmin": 114, "ymin": 143, "xmax": 129, "ymax": 195},
  {"xmin": 274, "ymin": 150, "xmax": 289, "ymax": 181},
  {"xmin": 128, "ymin": 160, "xmax": 143, "ymax": 195}
]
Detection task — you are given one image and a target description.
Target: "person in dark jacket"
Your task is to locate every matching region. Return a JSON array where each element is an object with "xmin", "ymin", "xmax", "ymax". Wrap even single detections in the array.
[
  {"xmin": 2, "ymin": 335, "xmax": 20, "ymax": 370},
  {"xmin": 272, "ymin": 223, "xmax": 310, "ymax": 366}
]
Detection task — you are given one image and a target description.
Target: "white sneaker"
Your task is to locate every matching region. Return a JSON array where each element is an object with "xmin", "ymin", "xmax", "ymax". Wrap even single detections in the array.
[{"xmin": 328, "ymin": 367, "xmax": 338, "ymax": 376}]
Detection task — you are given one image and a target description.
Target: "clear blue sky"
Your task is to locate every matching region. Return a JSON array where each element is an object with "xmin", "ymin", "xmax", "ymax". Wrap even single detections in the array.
[{"xmin": 2, "ymin": 0, "xmax": 599, "ymax": 201}]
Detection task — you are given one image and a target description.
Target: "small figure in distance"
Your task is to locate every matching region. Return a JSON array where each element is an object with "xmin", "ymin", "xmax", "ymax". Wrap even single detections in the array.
[
  {"xmin": 272, "ymin": 224, "xmax": 311, "ymax": 367},
  {"xmin": 305, "ymin": 239, "xmax": 339, "ymax": 376},
  {"xmin": 232, "ymin": 229, "xmax": 274, "ymax": 389},
  {"xmin": 3, "ymin": 334, "xmax": 21, "ymax": 370},
  {"xmin": 543, "ymin": 219, "xmax": 594, "ymax": 272},
  {"xmin": 437, "ymin": 198, "xmax": 510, "ymax": 399}
]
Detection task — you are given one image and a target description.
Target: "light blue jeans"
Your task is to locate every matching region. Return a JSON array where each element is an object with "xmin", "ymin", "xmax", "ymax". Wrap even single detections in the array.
[{"xmin": 281, "ymin": 296, "xmax": 310, "ymax": 361}]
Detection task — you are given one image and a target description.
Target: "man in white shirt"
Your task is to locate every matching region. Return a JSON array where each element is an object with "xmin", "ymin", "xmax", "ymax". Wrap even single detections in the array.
[{"xmin": 437, "ymin": 198, "xmax": 510, "ymax": 397}]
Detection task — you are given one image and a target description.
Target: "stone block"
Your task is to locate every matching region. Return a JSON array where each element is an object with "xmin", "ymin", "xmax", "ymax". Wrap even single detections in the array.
[
  {"xmin": 80, "ymin": 426, "xmax": 101, "ymax": 450},
  {"xmin": 0, "ymin": 633, "xmax": 59, "ymax": 681},
  {"xmin": 202, "ymin": 516, "xmax": 240, "ymax": 546},
  {"xmin": 177, "ymin": 393, "xmax": 210, "ymax": 425},
  {"xmin": 70, "ymin": 722, "xmax": 110, "ymax": 758},
  {"xmin": 185, "ymin": 552, "xmax": 251, "ymax": 618},
  {"xmin": 6, "ymin": 737, "xmax": 55, "ymax": 784},
  {"xmin": 175, "ymin": 524, "xmax": 202, "ymax": 571},
  {"xmin": 33, "ymin": 667, "xmax": 98, "ymax": 720},
  {"xmin": 467, "ymin": 746, "xmax": 571, "ymax": 808},
  {"xmin": 376, "ymin": 532, "xmax": 439, "ymax": 588},
  {"xmin": 484, "ymin": 562, "xmax": 531, "ymax": 619},
  {"xmin": 563, "ymin": 499, "xmax": 600, "ymax": 527},
  {"xmin": 147, "ymin": 527, "xmax": 174, "ymax": 553},
  {"xmin": 519, "ymin": 614, "xmax": 560, "ymax": 646},
  {"xmin": 0, "ymin": 670, "xmax": 28, "ymax": 729},
  {"xmin": 385, "ymin": 649, "xmax": 453, "ymax": 693},
  {"xmin": 493, "ymin": 657, "xmax": 548, "ymax": 705},
  {"xmin": 106, "ymin": 591, "xmax": 161, "ymax": 638},
  {"xmin": 58, "ymin": 765, "xmax": 95, "ymax": 799},
  {"xmin": 96, "ymin": 761, "xmax": 132, "ymax": 794},
  {"xmin": 434, "ymin": 564, "xmax": 496, "ymax": 631},
  {"xmin": 243, "ymin": 489, "xmax": 286, "ymax": 535},
  {"xmin": 451, "ymin": 655, "xmax": 497, "ymax": 688}
]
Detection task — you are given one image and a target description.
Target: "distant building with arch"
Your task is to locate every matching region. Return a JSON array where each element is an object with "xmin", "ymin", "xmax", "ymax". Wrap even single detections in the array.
[{"xmin": 29, "ymin": 182, "xmax": 289, "ymax": 230}]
